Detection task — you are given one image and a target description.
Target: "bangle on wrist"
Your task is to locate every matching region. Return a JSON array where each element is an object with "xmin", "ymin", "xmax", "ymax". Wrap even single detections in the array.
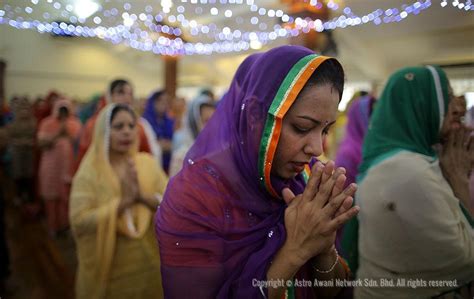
[{"xmin": 313, "ymin": 248, "xmax": 339, "ymax": 274}]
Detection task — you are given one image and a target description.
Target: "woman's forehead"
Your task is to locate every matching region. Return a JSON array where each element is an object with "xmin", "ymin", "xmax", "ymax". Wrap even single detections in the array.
[{"xmin": 287, "ymin": 85, "xmax": 339, "ymax": 120}]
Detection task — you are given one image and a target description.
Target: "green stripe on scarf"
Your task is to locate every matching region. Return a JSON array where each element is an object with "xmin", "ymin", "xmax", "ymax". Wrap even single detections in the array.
[{"xmin": 258, "ymin": 54, "xmax": 317, "ymax": 192}]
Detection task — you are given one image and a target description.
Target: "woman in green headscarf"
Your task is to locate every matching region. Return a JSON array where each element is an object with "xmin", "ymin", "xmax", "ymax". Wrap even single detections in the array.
[{"xmin": 342, "ymin": 66, "xmax": 474, "ymax": 298}]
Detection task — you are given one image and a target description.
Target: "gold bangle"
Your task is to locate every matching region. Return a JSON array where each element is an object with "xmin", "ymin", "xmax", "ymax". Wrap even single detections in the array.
[{"xmin": 313, "ymin": 248, "xmax": 339, "ymax": 274}]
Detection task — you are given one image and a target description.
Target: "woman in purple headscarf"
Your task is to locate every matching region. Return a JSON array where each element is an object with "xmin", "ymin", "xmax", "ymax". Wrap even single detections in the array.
[
  {"xmin": 142, "ymin": 90, "xmax": 174, "ymax": 173},
  {"xmin": 155, "ymin": 46, "xmax": 360, "ymax": 299},
  {"xmin": 335, "ymin": 95, "xmax": 376, "ymax": 188},
  {"xmin": 332, "ymin": 95, "xmax": 375, "ymax": 298}
]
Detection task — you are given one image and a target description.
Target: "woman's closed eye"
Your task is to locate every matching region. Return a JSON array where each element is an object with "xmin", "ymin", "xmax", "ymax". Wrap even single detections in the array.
[
  {"xmin": 293, "ymin": 125, "xmax": 311, "ymax": 134},
  {"xmin": 113, "ymin": 123, "xmax": 135, "ymax": 130},
  {"xmin": 113, "ymin": 124, "xmax": 124, "ymax": 130}
]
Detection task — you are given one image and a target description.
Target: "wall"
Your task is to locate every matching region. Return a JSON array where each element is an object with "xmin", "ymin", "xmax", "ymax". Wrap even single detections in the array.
[{"xmin": 0, "ymin": 26, "xmax": 164, "ymax": 101}]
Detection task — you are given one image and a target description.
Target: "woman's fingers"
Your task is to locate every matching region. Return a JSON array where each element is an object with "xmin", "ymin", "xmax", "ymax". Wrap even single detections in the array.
[
  {"xmin": 326, "ymin": 205, "xmax": 360, "ymax": 232},
  {"xmin": 282, "ymin": 187, "xmax": 296, "ymax": 206},
  {"xmin": 302, "ymin": 162, "xmax": 324, "ymax": 202},
  {"xmin": 334, "ymin": 196, "xmax": 354, "ymax": 218},
  {"xmin": 322, "ymin": 183, "xmax": 357, "ymax": 216},
  {"xmin": 447, "ymin": 127, "xmax": 456, "ymax": 149},
  {"xmin": 283, "ymin": 188, "xmax": 304, "ymax": 209},
  {"xmin": 313, "ymin": 166, "xmax": 346, "ymax": 209},
  {"xmin": 462, "ymin": 127, "xmax": 472, "ymax": 149},
  {"xmin": 330, "ymin": 170, "xmax": 347, "ymax": 198},
  {"xmin": 321, "ymin": 160, "xmax": 335, "ymax": 183},
  {"xmin": 468, "ymin": 135, "xmax": 474, "ymax": 153}
]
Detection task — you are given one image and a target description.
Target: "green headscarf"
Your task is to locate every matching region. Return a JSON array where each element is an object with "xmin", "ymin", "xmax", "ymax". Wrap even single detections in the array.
[
  {"xmin": 342, "ymin": 65, "xmax": 450, "ymax": 274},
  {"xmin": 359, "ymin": 65, "xmax": 449, "ymax": 174}
]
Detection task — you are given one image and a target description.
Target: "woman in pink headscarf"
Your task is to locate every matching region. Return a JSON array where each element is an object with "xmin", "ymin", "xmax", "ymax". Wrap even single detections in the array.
[{"xmin": 38, "ymin": 99, "xmax": 82, "ymax": 236}]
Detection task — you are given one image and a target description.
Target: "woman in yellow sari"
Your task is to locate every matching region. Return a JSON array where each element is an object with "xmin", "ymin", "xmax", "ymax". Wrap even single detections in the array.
[{"xmin": 70, "ymin": 103, "xmax": 167, "ymax": 299}]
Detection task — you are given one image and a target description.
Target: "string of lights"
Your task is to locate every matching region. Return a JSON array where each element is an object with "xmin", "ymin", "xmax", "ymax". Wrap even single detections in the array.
[{"xmin": 0, "ymin": 0, "xmax": 471, "ymax": 55}]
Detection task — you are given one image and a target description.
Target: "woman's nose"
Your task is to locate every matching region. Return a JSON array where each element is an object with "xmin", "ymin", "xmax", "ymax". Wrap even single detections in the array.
[{"xmin": 303, "ymin": 134, "xmax": 323, "ymax": 157}]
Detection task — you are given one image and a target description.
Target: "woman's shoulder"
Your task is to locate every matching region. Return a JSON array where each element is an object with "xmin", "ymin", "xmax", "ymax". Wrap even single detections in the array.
[
  {"xmin": 361, "ymin": 151, "xmax": 448, "ymax": 197},
  {"xmin": 369, "ymin": 151, "xmax": 435, "ymax": 178},
  {"xmin": 165, "ymin": 159, "xmax": 232, "ymax": 212}
]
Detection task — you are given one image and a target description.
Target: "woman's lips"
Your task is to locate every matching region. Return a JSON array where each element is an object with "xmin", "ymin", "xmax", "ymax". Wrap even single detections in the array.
[{"xmin": 290, "ymin": 162, "xmax": 306, "ymax": 173}]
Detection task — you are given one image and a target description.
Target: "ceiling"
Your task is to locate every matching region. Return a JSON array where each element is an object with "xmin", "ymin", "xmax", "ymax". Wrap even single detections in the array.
[{"xmin": 1, "ymin": 0, "xmax": 473, "ymax": 87}]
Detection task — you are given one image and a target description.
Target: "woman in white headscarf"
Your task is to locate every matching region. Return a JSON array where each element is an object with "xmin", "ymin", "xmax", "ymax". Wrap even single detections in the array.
[{"xmin": 169, "ymin": 95, "xmax": 216, "ymax": 177}]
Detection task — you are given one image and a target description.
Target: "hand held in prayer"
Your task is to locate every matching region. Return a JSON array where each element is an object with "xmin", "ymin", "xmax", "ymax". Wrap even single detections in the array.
[
  {"xmin": 118, "ymin": 159, "xmax": 140, "ymax": 214},
  {"xmin": 58, "ymin": 122, "xmax": 68, "ymax": 137},
  {"xmin": 280, "ymin": 161, "xmax": 359, "ymax": 267},
  {"xmin": 440, "ymin": 126, "xmax": 473, "ymax": 215},
  {"xmin": 440, "ymin": 126, "xmax": 473, "ymax": 180}
]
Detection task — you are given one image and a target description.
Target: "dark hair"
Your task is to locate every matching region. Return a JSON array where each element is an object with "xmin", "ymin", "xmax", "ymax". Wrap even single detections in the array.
[
  {"xmin": 109, "ymin": 79, "xmax": 131, "ymax": 95},
  {"xmin": 149, "ymin": 90, "xmax": 166, "ymax": 103},
  {"xmin": 200, "ymin": 102, "xmax": 216, "ymax": 113},
  {"xmin": 200, "ymin": 89, "xmax": 214, "ymax": 98},
  {"xmin": 58, "ymin": 106, "xmax": 69, "ymax": 118},
  {"xmin": 110, "ymin": 104, "xmax": 136, "ymax": 123},
  {"xmin": 303, "ymin": 59, "xmax": 345, "ymax": 101}
]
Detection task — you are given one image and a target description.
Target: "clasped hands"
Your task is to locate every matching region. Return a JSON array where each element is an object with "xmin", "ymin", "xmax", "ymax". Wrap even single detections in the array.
[{"xmin": 281, "ymin": 161, "xmax": 359, "ymax": 268}]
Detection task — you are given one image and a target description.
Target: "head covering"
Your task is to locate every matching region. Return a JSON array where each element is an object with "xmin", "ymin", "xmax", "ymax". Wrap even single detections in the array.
[
  {"xmin": 34, "ymin": 90, "xmax": 59, "ymax": 123},
  {"xmin": 334, "ymin": 95, "xmax": 375, "ymax": 186},
  {"xmin": 358, "ymin": 66, "xmax": 449, "ymax": 175},
  {"xmin": 142, "ymin": 90, "xmax": 175, "ymax": 172},
  {"xmin": 172, "ymin": 94, "xmax": 215, "ymax": 152},
  {"xmin": 342, "ymin": 65, "xmax": 452, "ymax": 274},
  {"xmin": 38, "ymin": 99, "xmax": 82, "ymax": 141},
  {"xmin": 142, "ymin": 90, "xmax": 174, "ymax": 140},
  {"xmin": 72, "ymin": 104, "xmax": 152, "ymax": 298},
  {"xmin": 187, "ymin": 95, "xmax": 214, "ymax": 139},
  {"xmin": 155, "ymin": 46, "xmax": 338, "ymax": 298}
]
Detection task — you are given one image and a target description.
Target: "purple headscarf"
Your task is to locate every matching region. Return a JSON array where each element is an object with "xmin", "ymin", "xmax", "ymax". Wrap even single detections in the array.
[
  {"xmin": 142, "ymin": 90, "xmax": 175, "ymax": 140},
  {"xmin": 142, "ymin": 90, "xmax": 174, "ymax": 171},
  {"xmin": 155, "ymin": 46, "xmax": 337, "ymax": 298},
  {"xmin": 334, "ymin": 96, "xmax": 375, "ymax": 187}
]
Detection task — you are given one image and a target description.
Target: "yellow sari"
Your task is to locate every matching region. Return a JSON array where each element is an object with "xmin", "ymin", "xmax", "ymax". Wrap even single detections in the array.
[{"xmin": 70, "ymin": 104, "xmax": 167, "ymax": 299}]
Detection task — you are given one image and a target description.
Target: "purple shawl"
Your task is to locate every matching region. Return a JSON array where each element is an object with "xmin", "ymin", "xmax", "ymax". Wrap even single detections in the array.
[
  {"xmin": 142, "ymin": 90, "xmax": 174, "ymax": 171},
  {"xmin": 334, "ymin": 96, "xmax": 374, "ymax": 187},
  {"xmin": 142, "ymin": 90, "xmax": 174, "ymax": 140},
  {"xmin": 155, "ymin": 46, "xmax": 335, "ymax": 298}
]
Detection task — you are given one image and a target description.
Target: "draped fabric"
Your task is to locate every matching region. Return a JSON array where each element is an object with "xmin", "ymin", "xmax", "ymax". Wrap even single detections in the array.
[
  {"xmin": 334, "ymin": 96, "xmax": 374, "ymax": 188},
  {"xmin": 142, "ymin": 91, "xmax": 175, "ymax": 141},
  {"xmin": 359, "ymin": 66, "xmax": 449, "ymax": 175},
  {"xmin": 334, "ymin": 96, "xmax": 374, "ymax": 256},
  {"xmin": 70, "ymin": 104, "xmax": 167, "ymax": 299},
  {"xmin": 169, "ymin": 94, "xmax": 214, "ymax": 177},
  {"xmin": 155, "ymin": 46, "xmax": 337, "ymax": 298},
  {"xmin": 38, "ymin": 99, "xmax": 81, "ymax": 199},
  {"xmin": 142, "ymin": 90, "xmax": 175, "ymax": 172},
  {"xmin": 76, "ymin": 108, "xmax": 152, "ymax": 174},
  {"xmin": 342, "ymin": 66, "xmax": 473, "ymax": 275}
]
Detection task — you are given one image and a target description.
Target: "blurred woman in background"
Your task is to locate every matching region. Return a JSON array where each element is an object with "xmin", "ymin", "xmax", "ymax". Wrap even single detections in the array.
[
  {"xmin": 70, "ymin": 104, "xmax": 167, "ymax": 299},
  {"xmin": 38, "ymin": 99, "xmax": 81, "ymax": 236}
]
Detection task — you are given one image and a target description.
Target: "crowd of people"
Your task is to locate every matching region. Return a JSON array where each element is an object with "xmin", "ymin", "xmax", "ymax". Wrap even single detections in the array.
[{"xmin": 0, "ymin": 45, "xmax": 472, "ymax": 299}]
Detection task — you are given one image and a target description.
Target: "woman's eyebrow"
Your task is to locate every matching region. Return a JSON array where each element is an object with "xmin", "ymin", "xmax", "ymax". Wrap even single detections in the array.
[{"xmin": 297, "ymin": 115, "xmax": 336, "ymax": 126}]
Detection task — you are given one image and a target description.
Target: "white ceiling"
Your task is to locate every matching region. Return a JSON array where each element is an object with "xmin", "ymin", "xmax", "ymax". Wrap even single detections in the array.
[
  {"xmin": 178, "ymin": 0, "xmax": 474, "ymax": 86},
  {"xmin": 2, "ymin": 0, "xmax": 473, "ymax": 87}
]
